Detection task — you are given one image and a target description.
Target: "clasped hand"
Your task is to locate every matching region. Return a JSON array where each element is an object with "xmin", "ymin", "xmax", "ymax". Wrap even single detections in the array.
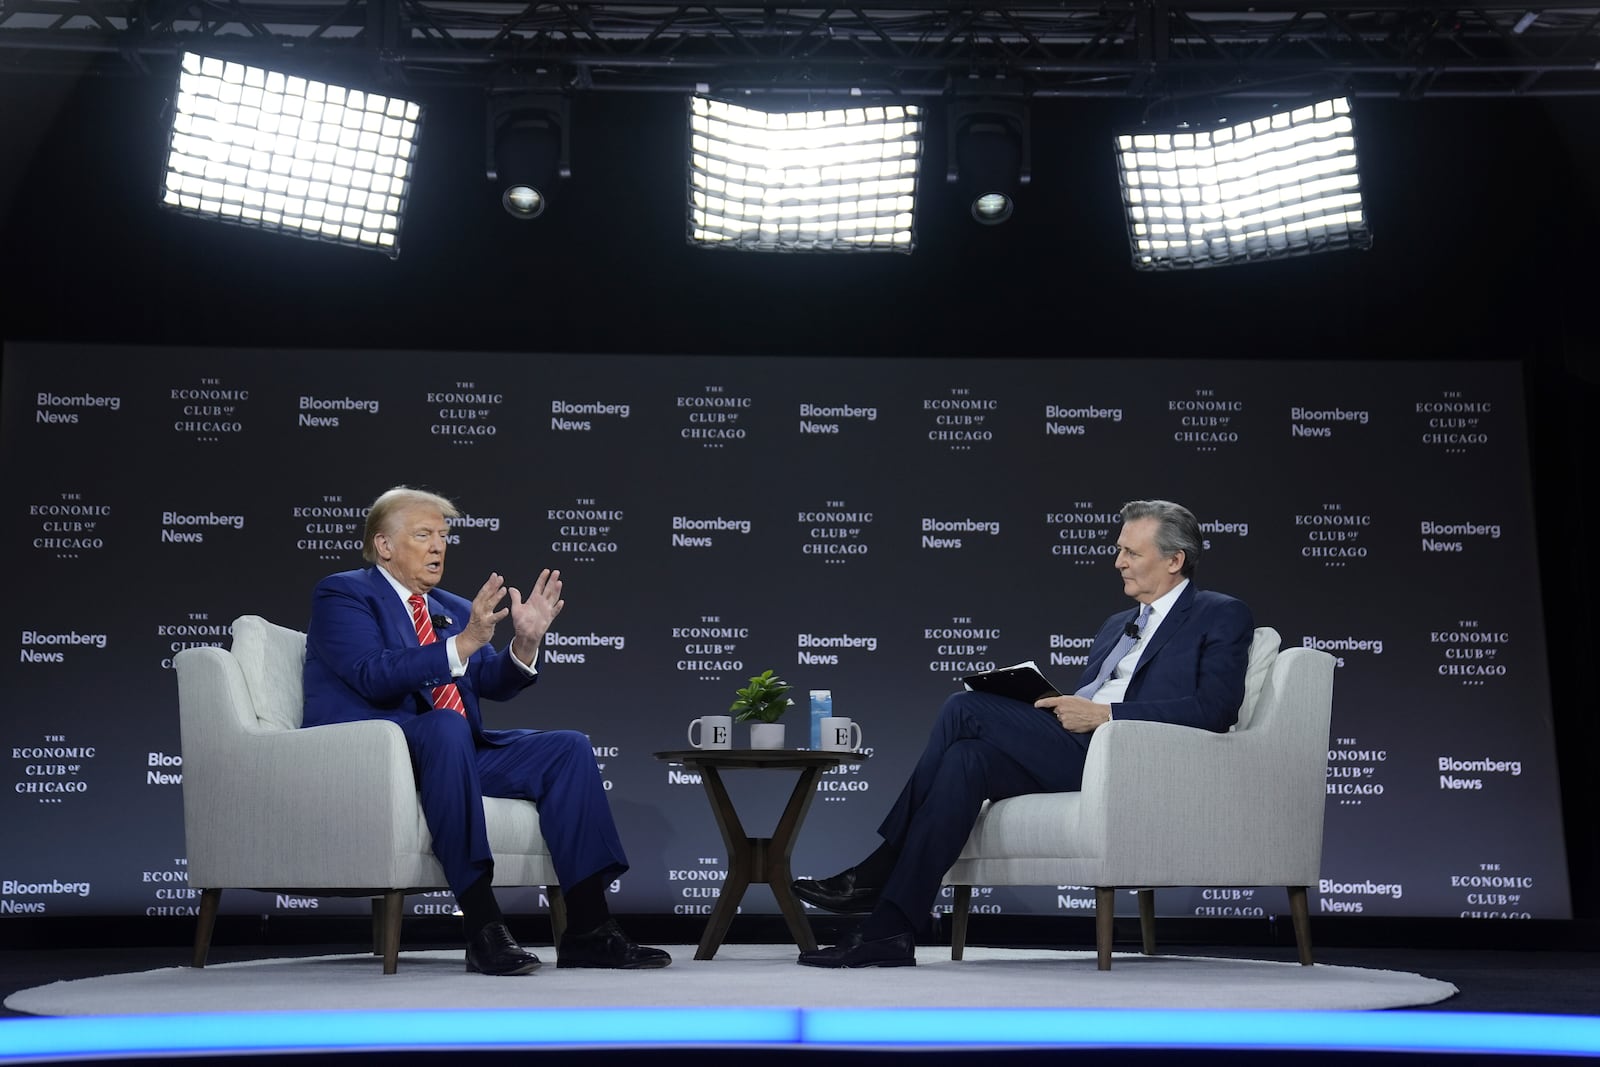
[{"xmin": 456, "ymin": 569, "xmax": 564, "ymax": 663}]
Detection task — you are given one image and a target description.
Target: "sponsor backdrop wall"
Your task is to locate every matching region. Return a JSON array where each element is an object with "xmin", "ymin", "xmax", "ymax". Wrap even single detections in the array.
[{"xmin": 0, "ymin": 342, "xmax": 1569, "ymax": 926}]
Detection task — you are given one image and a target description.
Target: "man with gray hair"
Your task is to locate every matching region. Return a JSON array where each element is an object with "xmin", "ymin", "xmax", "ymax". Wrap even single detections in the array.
[
  {"xmin": 303, "ymin": 486, "xmax": 669, "ymax": 975},
  {"xmin": 793, "ymin": 499, "xmax": 1254, "ymax": 967}
]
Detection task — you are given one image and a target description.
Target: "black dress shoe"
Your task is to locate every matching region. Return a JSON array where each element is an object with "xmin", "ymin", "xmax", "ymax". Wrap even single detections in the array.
[
  {"xmin": 791, "ymin": 867, "xmax": 883, "ymax": 914},
  {"xmin": 798, "ymin": 929, "xmax": 915, "ymax": 968},
  {"xmin": 465, "ymin": 921, "xmax": 542, "ymax": 975},
  {"xmin": 557, "ymin": 919, "xmax": 672, "ymax": 969}
]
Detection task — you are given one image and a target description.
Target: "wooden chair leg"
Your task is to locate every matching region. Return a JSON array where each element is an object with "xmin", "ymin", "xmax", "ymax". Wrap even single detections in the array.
[
  {"xmin": 370, "ymin": 897, "xmax": 384, "ymax": 956},
  {"xmin": 191, "ymin": 888, "xmax": 221, "ymax": 968},
  {"xmin": 1138, "ymin": 889, "xmax": 1156, "ymax": 955},
  {"xmin": 950, "ymin": 885, "xmax": 972, "ymax": 961},
  {"xmin": 1288, "ymin": 885, "xmax": 1314, "ymax": 966},
  {"xmin": 1095, "ymin": 887, "xmax": 1115, "ymax": 971},
  {"xmin": 380, "ymin": 890, "xmax": 403, "ymax": 975},
  {"xmin": 547, "ymin": 884, "xmax": 567, "ymax": 948}
]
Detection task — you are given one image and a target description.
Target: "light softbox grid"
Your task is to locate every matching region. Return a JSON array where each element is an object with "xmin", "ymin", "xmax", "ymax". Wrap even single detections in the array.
[
  {"xmin": 688, "ymin": 94, "xmax": 922, "ymax": 253},
  {"xmin": 161, "ymin": 52, "xmax": 423, "ymax": 258},
  {"xmin": 1115, "ymin": 97, "xmax": 1371, "ymax": 271}
]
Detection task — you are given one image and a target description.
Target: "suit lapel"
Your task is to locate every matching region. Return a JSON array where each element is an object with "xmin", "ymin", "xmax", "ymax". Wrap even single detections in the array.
[
  {"xmin": 365, "ymin": 567, "xmax": 420, "ymax": 652},
  {"xmin": 1130, "ymin": 582, "xmax": 1197, "ymax": 678}
]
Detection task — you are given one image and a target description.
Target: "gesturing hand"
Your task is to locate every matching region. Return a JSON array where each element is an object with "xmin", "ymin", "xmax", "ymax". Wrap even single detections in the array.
[
  {"xmin": 455, "ymin": 572, "xmax": 511, "ymax": 661},
  {"xmin": 508, "ymin": 569, "xmax": 564, "ymax": 664}
]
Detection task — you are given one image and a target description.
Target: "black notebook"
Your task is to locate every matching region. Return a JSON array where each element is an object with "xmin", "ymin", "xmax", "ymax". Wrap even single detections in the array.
[{"xmin": 961, "ymin": 660, "xmax": 1064, "ymax": 704}]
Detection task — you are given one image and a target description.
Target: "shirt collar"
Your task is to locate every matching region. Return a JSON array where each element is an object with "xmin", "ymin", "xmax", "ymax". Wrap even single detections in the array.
[{"xmin": 1143, "ymin": 577, "xmax": 1189, "ymax": 627}]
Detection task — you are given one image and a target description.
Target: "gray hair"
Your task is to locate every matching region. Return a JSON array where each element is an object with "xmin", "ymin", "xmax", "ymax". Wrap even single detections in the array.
[
  {"xmin": 362, "ymin": 486, "xmax": 460, "ymax": 563},
  {"xmin": 1120, "ymin": 499, "xmax": 1201, "ymax": 578}
]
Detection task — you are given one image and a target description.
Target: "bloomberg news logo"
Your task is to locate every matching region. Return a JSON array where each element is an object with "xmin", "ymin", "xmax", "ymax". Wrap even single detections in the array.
[
  {"xmin": 0, "ymin": 878, "xmax": 91, "ymax": 914},
  {"xmin": 798, "ymin": 401, "xmax": 876, "ymax": 437},
  {"xmin": 34, "ymin": 390, "xmax": 121, "ymax": 425},
  {"xmin": 18, "ymin": 628, "xmax": 106, "ymax": 665},
  {"xmin": 1042, "ymin": 401, "xmax": 1122, "ymax": 438},
  {"xmin": 1316, "ymin": 877, "xmax": 1403, "ymax": 914}
]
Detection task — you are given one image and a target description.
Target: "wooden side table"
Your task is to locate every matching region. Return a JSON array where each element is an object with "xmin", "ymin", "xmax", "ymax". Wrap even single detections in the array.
[{"xmin": 653, "ymin": 748, "xmax": 868, "ymax": 960}]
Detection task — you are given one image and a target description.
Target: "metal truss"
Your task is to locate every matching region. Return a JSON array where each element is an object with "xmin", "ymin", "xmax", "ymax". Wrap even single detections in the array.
[{"xmin": 3, "ymin": 0, "xmax": 1600, "ymax": 99}]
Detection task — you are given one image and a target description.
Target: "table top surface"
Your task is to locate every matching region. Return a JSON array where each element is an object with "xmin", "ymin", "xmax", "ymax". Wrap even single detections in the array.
[{"xmin": 653, "ymin": 749, "xmax": 868, "ymax": 769}]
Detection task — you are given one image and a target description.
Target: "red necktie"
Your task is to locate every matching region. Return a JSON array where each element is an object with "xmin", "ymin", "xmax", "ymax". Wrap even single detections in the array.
[{"xmin": 408, "ymin": 594, "xmax": 467, "ymax": 716}]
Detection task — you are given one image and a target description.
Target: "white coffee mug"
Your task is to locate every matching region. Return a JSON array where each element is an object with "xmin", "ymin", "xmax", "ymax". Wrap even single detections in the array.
[
  {"xmin": 820, "ymin": 716, "xmax": 862, "ymax": 752},
  {"xmin": 688, "ymin": 715, "xmax": 733, "ymax": 750}
]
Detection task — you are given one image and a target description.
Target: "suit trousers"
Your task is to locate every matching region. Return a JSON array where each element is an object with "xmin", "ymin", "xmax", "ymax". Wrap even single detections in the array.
[
  {"xmin": 876, "ymin": 691, "xmax": 1093, "ymax": 932},
  {"xmin": 398, "ymin": 711, "xmax": 628, "ymax": 898}
]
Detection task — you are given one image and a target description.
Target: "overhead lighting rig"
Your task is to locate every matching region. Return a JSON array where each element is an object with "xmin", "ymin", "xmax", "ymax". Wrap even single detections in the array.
[
  {"xmin": 946, "ymin": 92, "xmax": 1031, "ymax": 225},
  {"xmin": 486, "ymin": 91, "xmax": 571, "ymax": 220}
]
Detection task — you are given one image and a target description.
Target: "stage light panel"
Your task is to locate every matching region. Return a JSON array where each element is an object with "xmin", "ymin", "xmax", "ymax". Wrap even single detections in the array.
[
  {"xmin": 1114, "ymin": 97, "xmax": 1371, "ymax": 271},
  {"xmin": 161, "ymin": 52, "xmax": 423, "ymax": 258},
  {"xmin": 688, "ymin": 94, "xmax": 922, "ymax": 252}
]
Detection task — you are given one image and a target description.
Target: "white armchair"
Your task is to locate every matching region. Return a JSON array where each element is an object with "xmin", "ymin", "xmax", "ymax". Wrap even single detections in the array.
[
  {"xmin": 174, "ymin": 614, "xmax": 565, "ymax": 974},
  {"xmin": 942, "ymin": 628, "xmax": 1336, "ymax": 970}
]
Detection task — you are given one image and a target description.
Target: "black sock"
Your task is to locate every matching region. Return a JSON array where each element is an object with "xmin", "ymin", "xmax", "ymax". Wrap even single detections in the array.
[
  {"xmin": 458, "ymin": 872, "xmax": 502, "ymax": 939},
  {"xmin": 853, "ymin": 839, "xmax": 900, "ymax": 884},
  {"xmin": 859, "ymin": 901, "xmax": 915, "ymax": 942},
  {"xmin": 562, "ymin": 872, "xmax": 613, "ymax": 937}
]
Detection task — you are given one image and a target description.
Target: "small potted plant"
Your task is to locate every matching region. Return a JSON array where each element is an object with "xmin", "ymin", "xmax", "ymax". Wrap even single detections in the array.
[{"xmin": 731, "ymin": 669, "xmax": 794, "ymax": 749}]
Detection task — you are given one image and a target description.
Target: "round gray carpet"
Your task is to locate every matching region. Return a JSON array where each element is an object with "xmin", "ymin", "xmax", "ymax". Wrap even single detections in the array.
[{"xmin": 5, "ymin": 944, "xmax": 1458, "ymax": 1016}]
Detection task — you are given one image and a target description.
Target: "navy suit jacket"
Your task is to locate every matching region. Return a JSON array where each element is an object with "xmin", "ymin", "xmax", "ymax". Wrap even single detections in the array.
[
  {"xmin": 1072, "ymin": 583, "xmax": 1254, "ymax": 733},
  {"xmin": 302, "ymin": 566, "xmax": 537, "ymax": 744}
]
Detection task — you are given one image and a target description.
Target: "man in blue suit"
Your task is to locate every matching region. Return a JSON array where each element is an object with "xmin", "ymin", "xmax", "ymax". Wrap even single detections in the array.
[
  {"xmin": 303, "ymin": 486, "xmax": 670, "ymax": 975},
  {"xmin": 792, "ymin": 499, "xmax": 1254, "ymax": 967}
]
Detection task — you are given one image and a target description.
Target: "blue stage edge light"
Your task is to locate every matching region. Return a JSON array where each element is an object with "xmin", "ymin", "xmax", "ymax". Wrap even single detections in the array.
[{"xmin": 3, "ymin": 1008, "xmax": 1600, "ymax": 1062}]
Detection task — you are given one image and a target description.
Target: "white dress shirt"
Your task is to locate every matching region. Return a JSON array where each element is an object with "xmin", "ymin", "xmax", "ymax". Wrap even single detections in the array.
[{"xmin": 1092, "ymin": 578, "xmax": 1188, "ymax": 707}]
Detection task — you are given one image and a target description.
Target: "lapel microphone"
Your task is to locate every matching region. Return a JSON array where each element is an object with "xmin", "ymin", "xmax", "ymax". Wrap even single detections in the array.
[
  {"xmin": 1122, "ymin": 619, "xmax": 1142, "ymax": 638},
  {"xmin": 431, "ymin": 614, "xmax": 453, "ymax": 631}
]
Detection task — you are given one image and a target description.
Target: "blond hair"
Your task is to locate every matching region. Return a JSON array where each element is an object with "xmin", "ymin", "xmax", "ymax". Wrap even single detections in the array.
[{"xmin": 362, "ymin": 486, "xmax": 460, "ymax": 563}]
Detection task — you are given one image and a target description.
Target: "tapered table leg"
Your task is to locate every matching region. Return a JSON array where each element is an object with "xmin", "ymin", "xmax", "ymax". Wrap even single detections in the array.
[{"xmin": 653, "ymin": 750, "xmax": 867, "ymax": 961}]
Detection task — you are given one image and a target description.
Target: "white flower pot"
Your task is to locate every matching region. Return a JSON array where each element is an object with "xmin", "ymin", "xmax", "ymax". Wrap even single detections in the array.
[{"xmin": 748, "ymin": 723, "xmax": 786, "ymax": 749}]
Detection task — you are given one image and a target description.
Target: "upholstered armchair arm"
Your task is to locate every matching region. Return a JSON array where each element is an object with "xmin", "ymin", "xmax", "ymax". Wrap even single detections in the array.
[
  {"xmin": 178, "ymin": 645, "xmax": 423, "ymax": 889},
  {"xmin": 1079, "ymin": 719, "xmax": 1323, "ymax": 887}
]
